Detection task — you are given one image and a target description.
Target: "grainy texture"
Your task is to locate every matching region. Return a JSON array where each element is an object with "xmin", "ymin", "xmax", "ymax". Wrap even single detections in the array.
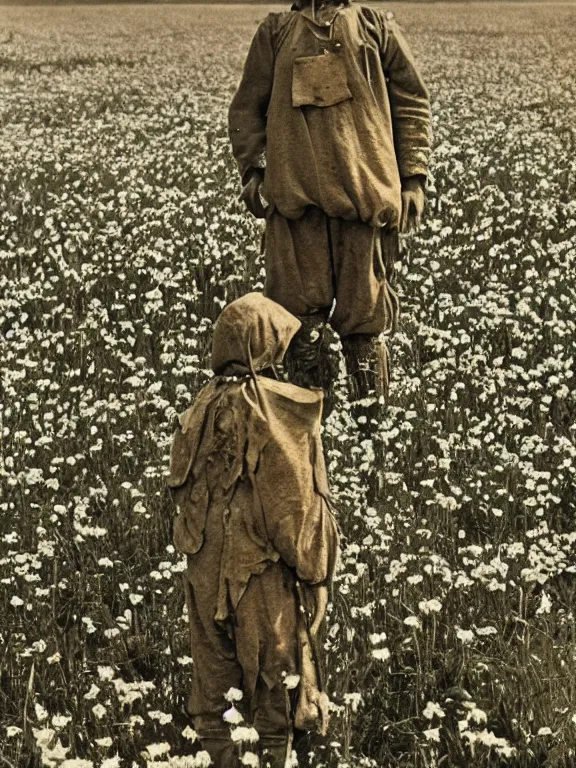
[{"xmin": 1, "ymin": 4, "xmax": 576, "ymax": 767}]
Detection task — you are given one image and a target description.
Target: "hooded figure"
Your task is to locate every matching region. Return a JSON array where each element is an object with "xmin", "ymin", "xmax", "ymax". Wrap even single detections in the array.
[{"xmin": 168, "ymin": 293, "xmax": 340, "ymax": 768}]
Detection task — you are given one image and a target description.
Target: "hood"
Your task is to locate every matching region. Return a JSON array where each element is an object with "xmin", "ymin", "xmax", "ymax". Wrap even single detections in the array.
[{"xmin": 211, "ymin": 293, "xmax": 301, "ymax": 376}]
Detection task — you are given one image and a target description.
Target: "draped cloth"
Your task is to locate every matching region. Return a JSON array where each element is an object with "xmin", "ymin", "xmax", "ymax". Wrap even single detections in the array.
[{"xmin": 167, "ymin": 293, "xmax": 340, "ymax": 738}]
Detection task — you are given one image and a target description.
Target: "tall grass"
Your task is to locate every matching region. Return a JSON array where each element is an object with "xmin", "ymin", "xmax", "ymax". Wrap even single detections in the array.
[{"xmin": 1, "ymin": 4, "xmax": 576, "ymax": 766}]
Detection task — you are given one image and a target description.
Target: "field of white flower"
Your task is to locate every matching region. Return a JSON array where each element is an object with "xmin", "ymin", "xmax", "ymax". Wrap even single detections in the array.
[{"xmin": 1, "ymin": 2, "xmax": 576, "ymax": 766}]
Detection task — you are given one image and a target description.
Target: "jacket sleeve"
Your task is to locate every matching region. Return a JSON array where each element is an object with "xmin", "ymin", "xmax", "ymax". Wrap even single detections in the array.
[
  {"xmin": 254, "ymin": 432, "xmax": 340, "ymax": 586},
  {"xmin": 379, "ymin": 14, "xmax": 432, "ymax": 181},
  {"xmin": 228, "ymin": 15, "xmax": 276, "ymax": 186}
]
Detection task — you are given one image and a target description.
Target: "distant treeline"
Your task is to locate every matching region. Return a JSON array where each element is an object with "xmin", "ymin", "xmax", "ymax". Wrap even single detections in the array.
[
  {"xmin": 4, "ymin": 0, "xmax": 291, "ymax": 4},
  {"xmin": 0, "ymin": 0, "xmax": 566, "ymax": 5},
  {"xmin": 0, "ymin": 0, "xmax": 537, "ymax": 5},
  {"xmin": 5, "ymin": 0, "xmax": 290, "ymax": 4},
  {"xmin": 6, "ymin": 0, "xmax": 287, "ymax": 4}
]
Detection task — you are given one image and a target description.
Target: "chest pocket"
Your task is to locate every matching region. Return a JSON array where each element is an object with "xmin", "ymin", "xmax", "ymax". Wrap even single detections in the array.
[{"xmin": 292, "ymin": 50, "xmax": 352, "ymax": 109}]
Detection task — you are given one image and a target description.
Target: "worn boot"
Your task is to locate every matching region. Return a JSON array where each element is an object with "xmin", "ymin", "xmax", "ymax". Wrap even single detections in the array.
[
  {"xmin": 283, "ymin": 312, "xmax": 339, "ymax": 415},
  {"xmin": 341, "ymin": 334, "xmax": 390, "ymax": 506},
  {"xmin": 341, "ymin": 334, "xmax": 390, "ymax": 404},
  {"xmin": 341, "ymin": 333, "xmax": 389, "ymax": 450}
]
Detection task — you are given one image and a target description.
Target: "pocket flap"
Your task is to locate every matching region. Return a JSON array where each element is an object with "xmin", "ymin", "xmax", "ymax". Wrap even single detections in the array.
[{"xmin": 292, "ymin": 51, "xmax": 352, "ymax": 108}]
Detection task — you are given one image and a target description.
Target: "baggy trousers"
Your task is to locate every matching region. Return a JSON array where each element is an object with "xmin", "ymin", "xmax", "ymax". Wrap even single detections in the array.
[
  {"xmin": 263, "ymin": 206, "xmax": 400, "ymax": 338},
  {"xmin": 184, "ymin": 501, "xmax": 300, "ymax": 768}
]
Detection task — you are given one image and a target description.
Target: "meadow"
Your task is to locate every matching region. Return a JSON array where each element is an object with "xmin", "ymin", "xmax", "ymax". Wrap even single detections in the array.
[{"xmin": 1, "ymin": 2, "xmax": 576, "ymax": 766}]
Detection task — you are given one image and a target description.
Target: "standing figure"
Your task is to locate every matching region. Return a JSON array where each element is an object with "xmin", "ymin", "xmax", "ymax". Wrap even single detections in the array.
[
  {"xmin": 168, "ymin": 293, "xmax": 340, "ymax": 768},
  {"xmin": 229, "ymin": 0, "xmax": 431, "ymax": 408}
]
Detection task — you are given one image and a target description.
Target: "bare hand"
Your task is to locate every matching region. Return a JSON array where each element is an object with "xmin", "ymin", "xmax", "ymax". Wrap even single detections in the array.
[
  {"xmin": 400, "ymin": 177, "xmax": 426, "ymax": 233},
  {"xmin": 240, "ymin": 172, "xmax": 267, "ymax": 219}
]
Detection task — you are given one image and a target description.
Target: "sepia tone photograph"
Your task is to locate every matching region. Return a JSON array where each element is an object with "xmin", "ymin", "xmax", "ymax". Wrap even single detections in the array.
[{"xmin": 0, "ymin": 0, "xmax": 575, "ymax": 765}]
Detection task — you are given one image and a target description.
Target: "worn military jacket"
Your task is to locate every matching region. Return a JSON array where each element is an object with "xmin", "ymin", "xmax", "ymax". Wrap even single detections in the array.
[{"xmin": 229, "ymin": 1, "xmax": 431, "ymax": 228}]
